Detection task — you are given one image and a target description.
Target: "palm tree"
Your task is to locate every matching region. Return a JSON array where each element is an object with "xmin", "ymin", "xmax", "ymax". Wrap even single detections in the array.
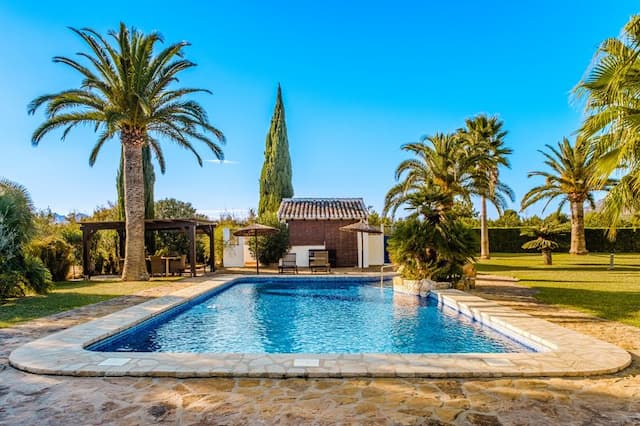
[
  {"xmin": 460, "ymin": 115, "xmax": 514, "ymax": 259},
  {"xmin": 520, "ymin": 223, "xmax": 563, "ymax": 265},
  {"xmin": 574, "ymin": 15, "xmax": 640, "ymax": 230},
  {"xmin": 521, "ymin": 138, "xmax": 614, "ymax": 255},
  {"xmin": 28, "ymin": 24, "xmax": 225, "ymax": 281},
  {"xmin": 383, "ymin": 133, "xmax": 483, "ymax": 218}
]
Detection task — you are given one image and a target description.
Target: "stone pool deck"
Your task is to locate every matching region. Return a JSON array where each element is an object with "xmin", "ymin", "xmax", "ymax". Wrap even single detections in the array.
[
  {"xmin": 8, "ymin": 275, "xmax": 631, "ymax": 378},
  {"xmin": 1, "ymin": 275, "xmax": 640, "ymax": 424}
]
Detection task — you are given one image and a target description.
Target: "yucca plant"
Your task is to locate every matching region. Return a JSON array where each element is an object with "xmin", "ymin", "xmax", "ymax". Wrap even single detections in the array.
[{"xmin": 28, "ymin": 24, "xmax": 225, "ymax": 281}]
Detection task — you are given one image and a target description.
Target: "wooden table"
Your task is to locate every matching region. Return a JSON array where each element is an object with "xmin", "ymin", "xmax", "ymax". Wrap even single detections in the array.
[{"xmin": 161, "ymin": 256, "xmax": 182, "ymax": 277}]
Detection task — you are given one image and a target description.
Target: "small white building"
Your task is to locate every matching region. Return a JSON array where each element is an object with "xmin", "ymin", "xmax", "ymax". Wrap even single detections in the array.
[{"xmin": 223, "ymin": 198, "xmax": 385, "ymax": 268}]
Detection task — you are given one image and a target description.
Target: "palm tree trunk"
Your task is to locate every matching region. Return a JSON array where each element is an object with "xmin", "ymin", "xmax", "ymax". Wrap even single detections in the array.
[
  {"xmin": 542, "ymin": 249, "xmax": 552, "ymax": 265},
  {"xmin": 121, "ymin": 130, "xmax": 149, "ymax": 281},
  {"xmin": 570, "ymin": 200, "xmax": 588, "ymax": 255},
  {"xmin": 480, "ymin": 195, "xmax": 490, "ymax": 259}
]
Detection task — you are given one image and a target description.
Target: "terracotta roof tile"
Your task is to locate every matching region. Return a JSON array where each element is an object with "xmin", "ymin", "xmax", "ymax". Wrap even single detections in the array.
[{"xmin": 277, "ymin": 198, "xmax": 369, "ymax": 221}]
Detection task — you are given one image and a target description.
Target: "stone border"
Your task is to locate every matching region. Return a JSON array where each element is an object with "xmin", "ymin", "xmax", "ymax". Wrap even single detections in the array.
[{"xmin": 9, "ymin": 275, "xmax": 631, "ymax": 378}]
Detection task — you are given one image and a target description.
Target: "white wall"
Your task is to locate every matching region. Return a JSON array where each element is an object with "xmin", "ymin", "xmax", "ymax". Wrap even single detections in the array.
[
  {"xmin": 289, "ymin": 245, "xmax": 326, "ymax": 267},
  {"xmin": 368, "ymin": 232, "xmax": 385, "ymax": 266},
  {"xmin": 222, "ymin": 228, "xmax": 245, "ymax": 267},
  {"xmin": 223, "ymin": 226, "xmax": 386, "ymax": 269}
]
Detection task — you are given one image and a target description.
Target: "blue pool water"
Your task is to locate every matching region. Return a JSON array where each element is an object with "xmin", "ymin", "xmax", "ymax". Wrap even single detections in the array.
[{"xmin": 89, "ymin": 278, "xmax": 531, "ymax": 354}]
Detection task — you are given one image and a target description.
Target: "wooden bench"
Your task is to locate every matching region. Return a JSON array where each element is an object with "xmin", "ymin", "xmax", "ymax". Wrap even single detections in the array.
[
  {"xmin": 278, "ymin": 253, "xmax": 298, "ymax": 274},
  {"xmin": 309, "ymin": 250, "xmax": 331, "ymax": 273}
]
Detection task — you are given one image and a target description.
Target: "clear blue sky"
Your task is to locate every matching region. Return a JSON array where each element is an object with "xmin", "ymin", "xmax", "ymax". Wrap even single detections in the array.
[{"xmin": 0, "ymin": 1, "xmax": 635, "ymax": 219}]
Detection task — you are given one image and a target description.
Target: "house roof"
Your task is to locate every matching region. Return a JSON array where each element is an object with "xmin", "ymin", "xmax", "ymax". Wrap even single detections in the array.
[{"xmin": 278, "ymin": 198, "xmax": 369, "ymax": 221}]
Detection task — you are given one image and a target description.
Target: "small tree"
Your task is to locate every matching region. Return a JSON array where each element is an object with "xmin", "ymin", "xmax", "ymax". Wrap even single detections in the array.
[
  {"xmin": 520, "ymin": 224, "xmax": 564, "ymax": 265},
  {"xmin": 247, "ymin": 212, "xmax": 289, "ymax": 265}
]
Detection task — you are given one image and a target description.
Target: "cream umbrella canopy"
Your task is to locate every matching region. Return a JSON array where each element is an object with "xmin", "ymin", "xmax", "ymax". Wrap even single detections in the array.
[
  {"xmin": 339, "ymin": 221, "xmax": 382, "ymax": 269},
  {"xmin": 233, "ymin": 223, "xmax": 279, "ymax": 274}
]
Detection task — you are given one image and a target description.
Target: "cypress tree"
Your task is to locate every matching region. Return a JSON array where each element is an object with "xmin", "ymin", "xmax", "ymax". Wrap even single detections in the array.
[{"xmin": 258, "ymin": 84, "xmax": 293, "ymax": 216}]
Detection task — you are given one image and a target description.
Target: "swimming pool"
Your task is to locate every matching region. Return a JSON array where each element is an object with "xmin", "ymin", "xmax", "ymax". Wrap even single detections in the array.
[
  {"xmin": 88, "ymin": 277, "xmax": 530, "ymax": 354},
  {"xmin": 10, "ymin": 274, "xmax": 631, "ymax": 378}
]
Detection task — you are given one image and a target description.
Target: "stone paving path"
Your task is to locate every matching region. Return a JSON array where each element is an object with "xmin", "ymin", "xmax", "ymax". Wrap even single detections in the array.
[{"xmin": 1, "ymin": 276, "xmax": 640, "ymax": 425}]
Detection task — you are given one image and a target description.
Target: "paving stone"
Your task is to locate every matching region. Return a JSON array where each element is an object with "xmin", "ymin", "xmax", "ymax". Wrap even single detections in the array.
[{"xmin": 1, "ymin": 274, "xmax": 640, "ymax": 424}]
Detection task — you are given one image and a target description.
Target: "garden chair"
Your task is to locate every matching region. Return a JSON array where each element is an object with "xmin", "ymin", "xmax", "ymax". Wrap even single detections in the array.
[
  {"xmin": 278, "ymin": 252, "xmax": 298, "ymax": 274},
  {"xmin": 309, "ymin": 250, "xmax": 331, "ymax": 273},
  {"xmin": 149, "ymin": 255, "xmax": 165, "ymax": 277},
  {"xmin": 169, "ymin": 255, "xmax": 187, "ymax": 276}
]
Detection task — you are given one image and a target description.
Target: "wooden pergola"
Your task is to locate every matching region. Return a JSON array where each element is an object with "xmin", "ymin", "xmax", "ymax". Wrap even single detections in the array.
[{"xmin": 80, "ymin": 218, "xmax": 216, "ymax": 279}]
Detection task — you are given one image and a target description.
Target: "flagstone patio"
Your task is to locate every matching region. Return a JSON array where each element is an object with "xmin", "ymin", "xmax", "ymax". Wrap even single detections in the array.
[{"xmin": 1, "ymin": 276, "xmax": 640, "ymax": 425}]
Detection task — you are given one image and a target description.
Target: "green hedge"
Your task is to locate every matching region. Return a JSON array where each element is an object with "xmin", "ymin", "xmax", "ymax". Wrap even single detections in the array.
[{"xmin": 474, "ymin": 228, "xmax": 640, "ymax": 253}]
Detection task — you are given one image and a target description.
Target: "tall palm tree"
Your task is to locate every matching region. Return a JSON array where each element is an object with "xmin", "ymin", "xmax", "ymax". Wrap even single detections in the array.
[
  {"xmin": 28, "ymin": 24, "xmax": 225, "ymax": 281},
  {"xmin": 521, "ymin": 138, "xmax": 614, "ymax": 255},
  {"xmin": 574, "ymin": 14, "xmax": 640, "ymax": 230},
  {"xmin": 460, "ymin": 115, "xmax": 514, "ymax": 259},
  {"xmin": 383, "ymin": 133, "xmax": 483, "ymax": 218}
]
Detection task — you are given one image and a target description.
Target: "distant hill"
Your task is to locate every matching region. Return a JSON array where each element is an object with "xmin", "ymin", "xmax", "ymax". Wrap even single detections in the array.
[{"xmin": 50, "ymin": 212, "xmax": 89, "ymax": 223}]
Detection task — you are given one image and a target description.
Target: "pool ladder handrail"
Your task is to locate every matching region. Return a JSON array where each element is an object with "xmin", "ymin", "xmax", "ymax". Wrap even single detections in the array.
[{"xmin": 380, "ymin": 264, "xmax": 395, "ymax": 287}]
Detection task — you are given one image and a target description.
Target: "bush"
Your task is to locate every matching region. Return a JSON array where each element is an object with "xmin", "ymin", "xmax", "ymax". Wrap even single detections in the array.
[
  {"xmin": 21, "ymin": 253, "xmax": 53, "ymax": 294},
  {"xmin": 248, "ymin": 212, "xmax": 289, "ymax": 265},
  {"xmin": 475, "ymin": 227, "xmax": 640, "ymax": 253},
  {"xmin": 28, "ymin": 236, "xmax": 73, "ymax": 281},
  {"xmin": 0, "ymin": 179, "xmax": 52, "ymax": 299},
  {"xmin": 387, "ymin": 216, "xmax": 476, "ymax": 282}
]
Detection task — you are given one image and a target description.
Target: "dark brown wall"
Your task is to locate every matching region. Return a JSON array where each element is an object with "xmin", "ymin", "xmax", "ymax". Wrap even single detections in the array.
[{"xmin": 287, "ymin": 220, "xmax": 358, "ymax": 267}]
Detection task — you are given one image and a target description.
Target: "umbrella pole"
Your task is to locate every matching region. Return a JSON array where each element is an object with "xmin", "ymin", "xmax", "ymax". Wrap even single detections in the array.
[
  {"xmin": 361, "ymin": 231, "xmax": 364, "ymax": 269},
  {"xmin": 255, "ymin": 232, "xmax": 259, "ymax": 275}
]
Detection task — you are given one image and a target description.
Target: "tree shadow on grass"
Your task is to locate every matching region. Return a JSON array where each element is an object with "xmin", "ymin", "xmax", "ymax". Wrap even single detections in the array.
[
  {"xmin": 0, "ymin": 292, "xmax": 155, "ymax": 328},
  {"xmin": 532, "ymin": 286, "xmax": 640, "ymax": 325},
  {"xmin": 477, "ymin": 263, "xmax": 640, "ymax": 273}
]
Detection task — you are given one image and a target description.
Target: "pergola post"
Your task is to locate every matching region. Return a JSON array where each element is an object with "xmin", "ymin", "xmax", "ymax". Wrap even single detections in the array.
[
  {"xmin": 188, "ymin": 224, "xmax": 197, "ymax": 277},
  {"xmin": 208, "ymin": 225, "xmax": 215, "ymax": 272},
  {"xmin": 117, "ymin": 230, "xmax": 125, "ymax": 258},
  {"xmin": 81, "ymin": 227, "xmax": 92, "ymax": 280}
]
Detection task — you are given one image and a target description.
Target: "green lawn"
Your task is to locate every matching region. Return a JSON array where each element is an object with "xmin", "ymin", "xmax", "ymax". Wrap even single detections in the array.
[
  {"xmin": 476, "ymin": 253, "xmax": 640, "ymax": 327},
  {"xmin": 0, "ymin": 277, "xmax": 182, "ymax": 328}
]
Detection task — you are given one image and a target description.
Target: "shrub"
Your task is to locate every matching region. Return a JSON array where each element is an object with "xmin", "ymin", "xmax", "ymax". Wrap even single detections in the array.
[
  {"xmin": 387, "ymin": 216, "xmax": 476, "ymax": 282},
  {"xmin": 28, "ymin": 236, "xmax": 73, "ymax": 281},
  {"xmin": 248, "ymin": 212, "xmax": 289, "ymax": 265},
  {"xmin": 0, "ymin": 179, "xmax": 52, "ymax": 299},
  {"xmin": 21, "ymin": 253, "xmax": 53, "ymax": 294},
  {"xmin": 473, "ymin": 227, "xmax": 640, "ymax": 253}
]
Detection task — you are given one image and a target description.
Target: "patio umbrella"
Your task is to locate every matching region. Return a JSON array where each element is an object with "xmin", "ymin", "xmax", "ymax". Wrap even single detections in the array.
[
  {"xmin": 233, "ymin": 223, "xmax": 279, "ymax": 274},
  {"xmin": 339, "ymin": 221, "xmax": 382, "ymax": 269}
]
